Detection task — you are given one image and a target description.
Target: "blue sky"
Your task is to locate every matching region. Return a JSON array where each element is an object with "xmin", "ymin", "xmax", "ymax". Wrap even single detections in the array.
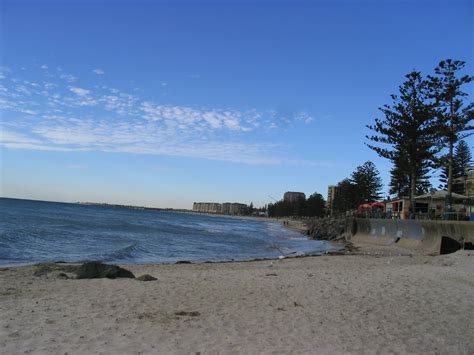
[{"xmin": 0, "ymin": 0, "xmax": 472, "ymax": 208}]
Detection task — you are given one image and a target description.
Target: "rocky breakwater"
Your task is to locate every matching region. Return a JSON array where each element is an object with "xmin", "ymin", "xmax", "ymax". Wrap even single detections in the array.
[{"xmin": 306, "ymin": 217, "xmax": 351, "ymax": 242}]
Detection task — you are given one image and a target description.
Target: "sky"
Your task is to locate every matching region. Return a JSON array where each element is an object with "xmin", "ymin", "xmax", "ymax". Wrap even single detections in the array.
[{"xmin": 0, "ymin": 0, "xmax": 472, "ymax": 208}]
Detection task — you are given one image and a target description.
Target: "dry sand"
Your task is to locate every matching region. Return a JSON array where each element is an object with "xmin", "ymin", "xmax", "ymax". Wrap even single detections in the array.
[{"xmin": 1, "ymin": 250, "xmax": 473, "ymax": 354}]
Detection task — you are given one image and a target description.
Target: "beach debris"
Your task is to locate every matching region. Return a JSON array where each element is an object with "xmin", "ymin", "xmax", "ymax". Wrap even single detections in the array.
[
  {"xmin": 174, "ymin": 311, "xmax": 200, "ymax": 317},
  {"xmin": 175, "ymin": 260, "xmax": 192, "ymax": 264},
  {"xmin": 265, "ymin": 273, "xmax": 278, "ymax": 276},
  {"xmin": 293, "ymin": 301, "xmax": 304, "ymax": 308},
  {"xmin": 136, "ymin": 274, "xmax": 158, "ymax": 281},
  {"xmin": 75, "ymin": 262, "xmax": 135, "ymax": 279}
]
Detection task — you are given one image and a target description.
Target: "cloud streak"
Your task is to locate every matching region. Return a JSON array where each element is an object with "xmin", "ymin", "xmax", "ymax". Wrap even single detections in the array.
[{"xmin": 0, "ymin": 66, "xmax": 318, "ymax": 165}]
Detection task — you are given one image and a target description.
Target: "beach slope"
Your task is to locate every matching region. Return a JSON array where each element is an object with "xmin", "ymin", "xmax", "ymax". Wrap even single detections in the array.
[{"xmin": 1, "ymin": 251, "xmax": 473, "ymax": 353}]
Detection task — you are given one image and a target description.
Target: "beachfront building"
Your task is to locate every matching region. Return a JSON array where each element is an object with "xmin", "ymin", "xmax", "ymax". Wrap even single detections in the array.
[
  {"xmin": 221, "ymin": 202, "xmax": 247, "ymax": 215},
  {"xmin": 385, "ymin": 197, "xmax": 411, "ymax": 219},
  {"xmin": 221, "ymin": 203, "xmax": 231, "ymax": 215},
  {"xmin": 193, "ymin": 202, "xmax": 222, "ymax": 214},
  {"xmin": 385, "ymin": 190, "xmax": 470, "ymax": 220},
  {"xmin": 193, "ymin": 202, "xmax": 248, "ymax": 215},
  {"xmin": 327, "ymin": 185, "xmax": 337, "ymax": 215},
  {"xmin": 283, "ymin": 191, "xmax": 306, "ymax": 203},
  {"xmin": 465, "ymin": 166, "xmax": 474, "ymax": 197},
  {"xmin": 413, "ymin": 191, "xmax": 469, "ymax": 220},
  {"xmin": 465, "ymin": 166, "xmax": 474, "ymax": 220}
]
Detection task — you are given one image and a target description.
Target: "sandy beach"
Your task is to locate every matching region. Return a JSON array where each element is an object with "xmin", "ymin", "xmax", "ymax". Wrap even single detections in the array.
[{"xmin": 1, "ymin": 249, "xmax": 473, "ymax": 354}]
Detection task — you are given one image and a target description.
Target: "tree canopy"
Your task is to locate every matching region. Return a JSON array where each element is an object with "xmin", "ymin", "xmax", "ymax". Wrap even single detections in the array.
[
  {"xmin": 366, "ymin": 71, "xmax": 441, "ymax": 206},
  {"xmin": 332, "ymin": 161, "xmax": 383, "ymax": 213},
  {"xmin": 267, "ymin": 192, "xmax": 325, "ymax": 217},
  {"xmin": 429, "ymin": 59, "xmax": 473, "ymax": 196}
]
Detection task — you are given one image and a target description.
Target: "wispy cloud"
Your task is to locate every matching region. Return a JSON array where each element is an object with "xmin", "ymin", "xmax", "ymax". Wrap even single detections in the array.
[
  {"xmin": 0, "ymin": 66, "xmax": 319, "ymax": 165},
  {"xmin": 69, "ymin": 87, "xmax": 90, "ymax": 96}
]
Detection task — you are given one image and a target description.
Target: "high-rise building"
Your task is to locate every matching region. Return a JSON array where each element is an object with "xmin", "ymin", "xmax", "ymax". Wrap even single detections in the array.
[
  {"xmin": 283, "ymin": 191, "xmax": 306, "ymax": 203},
  {"xmin": 327, "ymin": 185, "xmax": 337, "ymax": 215},
  {"xmin": 192, "ymin": 202, "xmax": 222, "ymax": 214},
  {"xmin": 193, "ymin": 202, "xmax": 248, "ymax": 215}
]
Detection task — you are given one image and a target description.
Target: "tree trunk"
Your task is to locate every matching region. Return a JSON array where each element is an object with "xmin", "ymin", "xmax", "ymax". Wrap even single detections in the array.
[
  {"xmin": 447, "ymin": 141, "xmax": 453, "ymax": 195},
  {"xmin": 410, "ymin": 171, "xmax": 416, "ymax": 219},
  {"xmin": 447, "ymin": 96, "xmax": 455, "ymax": 216}
]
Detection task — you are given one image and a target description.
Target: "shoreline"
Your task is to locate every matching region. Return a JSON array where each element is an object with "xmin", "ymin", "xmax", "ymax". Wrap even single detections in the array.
[
  {"xmin": 1, "ymin": 251, "xmax": 472, "ymax": 353},
  {"xmin": 1, "ymin": 217, "xmax": 343, "ymax": 270}
]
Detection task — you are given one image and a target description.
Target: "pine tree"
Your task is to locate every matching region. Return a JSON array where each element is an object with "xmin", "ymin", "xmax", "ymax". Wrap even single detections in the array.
[
  {"xmin": 389, "ymin": 153, "xmax": 431, "ymax": 197},
  {"xmin": 332, "ymin": 179, "xmax": 358, "ymax": 213},
  {"xmin": 350, "ymin": 161, "xmax": 383, "ymax": 203},
  {"xmin": 455, "ymin": 139, "xmax": 473, "ymax": 173},
  {"xmin": 366, "ymin": 71, "xmax": 440, "ymax": 211},
  {"xmin": 439, "ymin": 140, "xmax": 472, "ymax": 193},
  {"xmin": 306, "ymin": 193, "xmax": 325, "ymax": 217},
  {"xmin": 428, "ymin": 59, "xmax": 473, "ymax": 201}
]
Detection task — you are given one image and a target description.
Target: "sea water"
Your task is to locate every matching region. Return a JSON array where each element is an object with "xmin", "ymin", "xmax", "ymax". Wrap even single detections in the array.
[{"xmin": 0, "ymin": 198, "xmax": 339, "ymax": 266}]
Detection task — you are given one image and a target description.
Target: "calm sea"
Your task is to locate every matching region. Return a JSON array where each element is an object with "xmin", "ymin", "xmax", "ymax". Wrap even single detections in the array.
[{"xmin": 0, "ymin": 198, "xmax": 339, "ymax": 266}]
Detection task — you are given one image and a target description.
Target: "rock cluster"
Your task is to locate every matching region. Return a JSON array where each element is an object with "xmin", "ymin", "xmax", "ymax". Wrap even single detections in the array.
[
  {"xmin": 33, "ymin": 262, "xmax": 138, "ymax": 279},
  {"xmin": 75, "ymin": 262, "xmax": 135, "ymax": 279},
  {"xmin": 306, "ymin": 217, "xmax": 349, "ymax": 241}
]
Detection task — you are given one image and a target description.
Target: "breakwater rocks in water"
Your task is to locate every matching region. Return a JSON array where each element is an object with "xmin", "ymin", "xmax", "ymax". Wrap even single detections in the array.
[{"xmin": 306, "ymin": 217, "xmax": 350, "ymax": 241}]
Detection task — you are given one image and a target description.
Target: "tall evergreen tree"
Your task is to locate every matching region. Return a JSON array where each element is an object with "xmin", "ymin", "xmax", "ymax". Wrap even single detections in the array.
[
  {"xmin": 390, "ymin": 150, "xmax": 431, "ymax": 197},
  {"xmin": 366, "ymin": 71, "xmax": 440, "ymax": 211},
  {"xmin": 428, "ymin": 59, "xmax": 473, "ymax": 201},
  {"xmin": 439, "ymin": 139, "xmax": 472, "ymax": 193},
  {"xmin": 332, "ymin": 179, "xmax": 358, "ymax": 213},
  {"xmin": 454, "ymin": 139, "xmax": 473, "ymax": 174},
  {"xmin": 350, "ymin": 161, "xmax": 383, "ymax": 203},
  {"xmin": 305, "ymin": 193, "xmax": 325, "ymax": 217}
]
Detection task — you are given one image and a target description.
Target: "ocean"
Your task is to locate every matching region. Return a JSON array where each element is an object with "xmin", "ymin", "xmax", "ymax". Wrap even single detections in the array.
[{"xmin": 0, "ymin": 198, "xmax": 339, "ymax": 266}]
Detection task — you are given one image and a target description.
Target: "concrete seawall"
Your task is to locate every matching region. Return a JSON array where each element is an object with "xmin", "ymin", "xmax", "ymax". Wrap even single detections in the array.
[{"xmin": 348, "ymin": 218, "xmax": 474, "ymax": 255}]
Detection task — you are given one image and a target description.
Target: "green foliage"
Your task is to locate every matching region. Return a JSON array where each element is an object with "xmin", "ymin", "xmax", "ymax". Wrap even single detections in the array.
[
  {"xmin": 267, "ymin": 193, "xmax": 325, "ymax": 217},
  {"xmin": 332, "ymin": 161, "xmax": 383, "ymax": 213},
  {"xmin": 429, "ymin": 59, "xmax": 473, "ymax": 194},
  {"xmin": 455, "ymin": 140, "xmax": 473, "ymax": 172},
  {"xmin": 306, "ymin": 193, "xmax": 326, "ymax": 217},
  {"xmin": 366, "ymin": 71, "xmax": 441, "ymax": 201},
  {"xmin": 350, "ymin": 161, "xmax": 383, "ymax": 203},
  {"xmin": 439, "ymin": 139, "xmax": 472, "ymax": 193},
  {"xmin": 389, "ymin": 151, "xmax": 431, "ymax": 197},
  {"xmin": 332, "ymin": 179, "xmax": 358, "ymax": 213}
]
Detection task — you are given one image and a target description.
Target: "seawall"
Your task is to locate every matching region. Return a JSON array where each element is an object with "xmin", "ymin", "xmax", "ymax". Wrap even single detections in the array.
[{"xmin": 347, "ymin": 218, "xmax": 474, "ymax": 255}]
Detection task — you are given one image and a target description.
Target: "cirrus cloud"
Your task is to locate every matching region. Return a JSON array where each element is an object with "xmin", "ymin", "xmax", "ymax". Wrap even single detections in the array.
[{"xmin": 0, "ymin": 65, "xmax": 320, "ymax": 166}]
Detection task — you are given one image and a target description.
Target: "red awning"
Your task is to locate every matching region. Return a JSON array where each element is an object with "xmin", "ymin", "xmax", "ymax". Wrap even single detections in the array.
[{"xmin": 371, "ymin": 202, "xmax": 385, "ymax": 208}]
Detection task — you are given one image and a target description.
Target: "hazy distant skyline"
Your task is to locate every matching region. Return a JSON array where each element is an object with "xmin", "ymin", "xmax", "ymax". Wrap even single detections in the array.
[{"xmin": 1, "ymin": 0, "xmax": 472, "ymax": 208}]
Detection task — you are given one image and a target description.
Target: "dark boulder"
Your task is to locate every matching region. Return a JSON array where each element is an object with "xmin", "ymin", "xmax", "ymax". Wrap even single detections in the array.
[
  {"xmin": 136, "ymin": 274, "xmax": 157, "ymax": 281},
  {"xmin": 75, "ymin": 262, "xmax": 135, "ymax": 279}
]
